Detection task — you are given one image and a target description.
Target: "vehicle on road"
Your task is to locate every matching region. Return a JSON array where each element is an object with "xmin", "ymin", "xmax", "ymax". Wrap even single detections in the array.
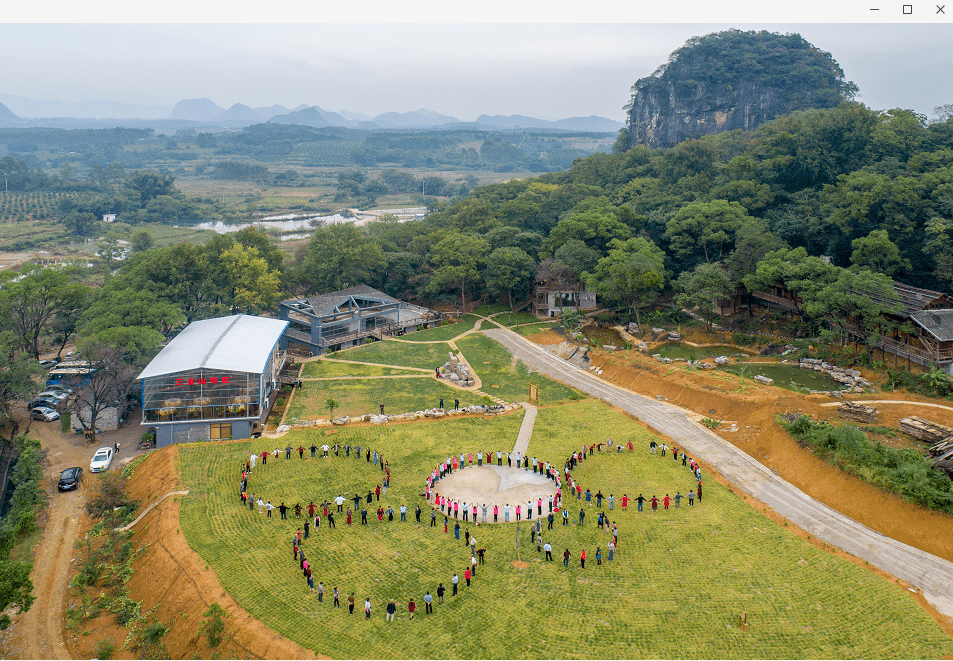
[
  {"xmin": 31, "ymin": 406, "xmax": 60, "ymax": 422},
  {"xmin": 39, "ymin": 359, "xmax": 58, "ymax": 368},
  {"xmin": 89, "ymin": 447, "xmax": 114, "ymax": 472},
  {"xmin": 57, "ymin": 467, "xmax": 83, "ymax": 491}
]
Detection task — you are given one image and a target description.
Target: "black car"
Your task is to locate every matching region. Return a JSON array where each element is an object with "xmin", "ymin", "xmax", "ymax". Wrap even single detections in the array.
[
  {"xmin": 58, "ymin": 467, "xmax": 83, "ymax": 491},
  {"xmin": 30, "ymin": 397, "xmax": 60, "ymax": 410}
]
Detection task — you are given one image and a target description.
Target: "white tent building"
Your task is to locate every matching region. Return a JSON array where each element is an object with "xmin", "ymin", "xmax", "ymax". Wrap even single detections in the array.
[{"xmin": 137, "ymin": 314, "xmax": 289, "ymax": 446}]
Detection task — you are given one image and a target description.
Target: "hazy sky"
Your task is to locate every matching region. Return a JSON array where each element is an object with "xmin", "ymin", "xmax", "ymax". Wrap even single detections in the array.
[{"xmin": 1, "ymin": 23, "xmax": 952, "ymax": 121}]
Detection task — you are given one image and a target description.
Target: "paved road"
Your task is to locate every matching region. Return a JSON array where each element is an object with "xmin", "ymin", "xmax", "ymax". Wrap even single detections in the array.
[
  {"xmin": 484, "ymin": 328, "xmax": 953, "ymax": 621},
  {"xmin": 512, "ymin": 403, "xmax": 537, "ymax": 455}
]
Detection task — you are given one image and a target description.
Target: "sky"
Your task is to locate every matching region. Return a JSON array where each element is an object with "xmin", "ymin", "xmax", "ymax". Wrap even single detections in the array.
[{"xmin": 1, "ymin": 20, "xmax": 952, "ymax": 122}]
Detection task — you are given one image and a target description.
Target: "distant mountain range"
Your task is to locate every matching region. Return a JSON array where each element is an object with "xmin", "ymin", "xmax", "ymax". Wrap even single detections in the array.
[{"xmin": 0, "ymin": 93, "xmax": 624, "ymax": 133}]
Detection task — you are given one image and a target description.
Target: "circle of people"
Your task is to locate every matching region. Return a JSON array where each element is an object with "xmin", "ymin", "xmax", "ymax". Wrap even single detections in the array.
[{"xmin": 234, "ymin": 436, "xmax": 704, "ymax": 618}]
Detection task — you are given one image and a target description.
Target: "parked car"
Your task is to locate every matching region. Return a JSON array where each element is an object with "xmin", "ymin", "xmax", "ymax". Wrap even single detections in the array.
[
  {"xmin": 44, "ymin": 384, "xmax": 74, "ymax": 395},
  {"xmin": 39, "ymin": 359, "xmax": 58, "ymax": 368},
  {"xmin": 89, "ymin": 447, "xmax": 113, "ymax": 473},
  {"xmin": 36, "ymin": 390, "xmax": 69, "ymax": 403},
  {"xmin": 30, "ymin": 397, "xmax": 61, "ymax": 410},
  {"xmin": 31, "ymin": 406, "xmax": 60, "ymax": 422},
  {"xmin": 57, "ymin": 467, "xmax": 83, "ymax": 491}
]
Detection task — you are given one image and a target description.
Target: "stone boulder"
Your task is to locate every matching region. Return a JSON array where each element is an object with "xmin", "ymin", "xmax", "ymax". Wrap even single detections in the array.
[
  {"xmin": 331, "ymin": 415, "xmax": 350, "ymax": 426},
  {"xmin": 369, "ymin": 414, "xmax": 388, "ymax": 424},
  {"xmin": 714, "ymin": 355, "xmax": 730, "ymax": 365},
  {"xmin": 753, "ymin": 374, "xmax": 774, "ymax": 385}
]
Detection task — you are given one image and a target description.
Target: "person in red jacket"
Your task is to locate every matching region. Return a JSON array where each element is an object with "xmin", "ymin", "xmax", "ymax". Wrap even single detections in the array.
[
  {"xmin": 580, "ymin": 548, "xmax": 586, "ymax": 568},
  {"xmin": 650, "ymin": 495, "xmax": 659, "ymax": 511},
  {"xmin": 621, "ymin": 494, "xmax": 629, "ymax": 509},
  {"xmin": 464, "ymin": 568, "xmax": 471, "ymax": 586}
]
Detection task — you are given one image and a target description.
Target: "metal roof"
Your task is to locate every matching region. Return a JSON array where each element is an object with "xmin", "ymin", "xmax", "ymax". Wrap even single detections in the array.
[
  {"xmin": 282, "ymin": 285, "xmax": 397, "ymax": 318},
  {"xmin": 911, "ymin": 309, "xmax": 953, "ymax": 342},
  {"xmin": 137, "ymin": 314, "xmax": 289, "ymax": 380}
]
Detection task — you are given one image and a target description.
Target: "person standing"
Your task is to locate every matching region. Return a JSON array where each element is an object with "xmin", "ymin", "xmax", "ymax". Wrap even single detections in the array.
[
  {"xmin": 649, "ymin": 440, "xmax": 657, "ymax": 454},
  {"xmin": 304, "ymin": 520, "xmax": 310, "ymax": 539},
  {"xmin": 580, "ymin": 548, "xmax": 586, "ymax": 569},
  {"xmin": 688, "ymin": 489, "xmax": 695, "ymax": 506},
  {"xmin": 308, "ymin": 574, "xmax": 314, "ymax": 594},
  {"xmin": 608, "ymin": 494, "xmax": 615, "ymax": 510},
  {"xmin": 596, "ymin": 547, "xmax": 602, "ymax": 565},
  {"xmin": 579, "ymin": 508, "xmax": 585, "ymax": 526},
  {"xmin": 607, "ymin": 540, "xmax": 615, "ymax": 561},
  {"xmin": 675, "ymin": 491, "xmax": 682, "ymax": 508},
  {"xmin": 333, "ymin": 586, "xmax": 340, "ymax": 607},
  {"xmin": 481, "ymin": 503, "xmax": 488, "ymax": 523},
  {"xmin": 497, "ymin": 450, "xmax": 502, "ymax": 466},
  {"xmin": 348, "ymin": 592, "xmax": 355, "ymax": 614},
  {"xmin": 408, "ymin": 597, "xmax": 416, "ymax": 620},
  {"xmin": 636, "ymin": 493, "xmax": 645, "ymax": 512},
  {"xmin": 547, "ymin": 512, "xmax": 554, "ymax": 530},
  {"xmin": 430, "ymin": 509, "xmax": 437, "ymax": 527},
  {"xmin": 663, "ymin": 494, "xmax": 671, "ymax": 510},
  {"xmin": 563, "ymin": 548, "xmax": 570, "ymax": 567},
  {"xmin": 451, "ymin": 573, "xmax": 459, "ymax": 596},
  {"xmin": 266, "ymin": 501, "xmax": 274, "ymax": 518},
  {"xmin": 400, "ymin": 504, "xmax": 407, "ymax": 522},
  {"xmin": 437, "ymin": 583, "xmax": 445, "ymax": 604},
  {"xmin": 386, "ymin": 599, "xmax": 396, "ymax": 622},
  {"xmin": 309, "ymin": 443, "xmax": 317, "ymax": 458},
  {"xmin": 424, "ymin": 591, "xmax": 433, "ymax": 613},
  {"xmin": 346, "ymin": 508, "xmax": 352, "ymax": 525},
  {"xmin": 544, "ymin": 542, "xmax": 552, "ymax": 561},
  {"xmin": 464, "ymin": 568, "xmax": 471, "ymax": 587},
  {"xmin": 650, "ymin": 495, "xmax": 659, "ymax": 511},
  {"xmin": 279, "ymin": 502, "xmax": 288, "ymax": 520},
  {"xmin": 697, "ymin": 481, "xmax": 703, "ymax": 501},
  {"xmin": 365, "ymin": 597, "xmax": 372, "ymax": 619},
  {"xmin": 493, "ymin": 504, "xmax": 499, "ymax": 522},
  {"xmin": 562, "ymin": 509, "xmax": 569, "ymax": 526},
  {"xmin": 318, "ymin": 582, "xmax": 324, "ymax": 602}
]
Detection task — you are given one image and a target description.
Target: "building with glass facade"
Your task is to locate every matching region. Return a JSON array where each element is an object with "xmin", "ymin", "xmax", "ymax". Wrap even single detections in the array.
[
  {"xmin": 279, "ymin": 285, "xmax": 439, "ymax": 356},
  {"xmin": 137, "ymin": 314, "xmax": 289, "ymax": 446}
]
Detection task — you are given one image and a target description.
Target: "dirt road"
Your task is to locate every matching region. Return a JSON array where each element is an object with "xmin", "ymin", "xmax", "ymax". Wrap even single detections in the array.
[
  {"xmin": 483, "ymin": 327, "xmax": 953, "ymax": 622},
  {"xmin": 0, "ymin": 412, "xmax": 148, "ymax": 660}
]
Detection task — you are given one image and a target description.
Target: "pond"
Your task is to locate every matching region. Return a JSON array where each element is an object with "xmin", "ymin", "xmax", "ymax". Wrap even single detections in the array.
[
  {"xmin": 582, "ymin": 326, "xmax": 623, "ymax": 347},
  {"xmin": 655, "ymin": 343, "xmax": 752, "ymax": 360},
  {"xmin": 718, "ymin": 363, "xmax": 842, "ymax": 392}
]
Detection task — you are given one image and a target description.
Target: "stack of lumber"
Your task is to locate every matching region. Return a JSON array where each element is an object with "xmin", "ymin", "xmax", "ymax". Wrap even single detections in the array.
[
  {"xmin": 928, "ymin": 438, "xmax": 953, "ymax": 460},
  {"xmin": 899, "ymin": 416, "xmax": 953, "ymax": 444},
  {"xmin": 838, "ymin": 401, "xmax": 878, "ymax": 423}
]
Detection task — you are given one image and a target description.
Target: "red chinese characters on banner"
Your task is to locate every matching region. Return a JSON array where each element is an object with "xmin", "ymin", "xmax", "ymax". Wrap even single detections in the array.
[{"xmin": 175, "ymin": 376, "xmax": 229, "ymax": 386}]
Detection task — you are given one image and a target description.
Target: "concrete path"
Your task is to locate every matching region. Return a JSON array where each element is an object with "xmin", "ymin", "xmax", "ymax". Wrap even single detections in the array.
[
  {"xmin": 115, "ymin": 490, "xmax": 190, "ymax": 532},
  {"xmin": 483, "ymin": 327, "xmax": 953, "ymax": 621},
  {"xmin": 511, "ymin": 403, "xmax": 537, "ymax": 455}
]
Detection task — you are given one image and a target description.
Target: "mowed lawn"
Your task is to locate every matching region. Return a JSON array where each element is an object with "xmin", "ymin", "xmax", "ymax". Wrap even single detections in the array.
[
  {"xmin": 455, "ymin": 333, "xmax": 584, "ymax": 404},
  {"xmin": 400, "ymin": 315, "xmax": 481, "ymax": 342},
  {"xmin": 333, "ymin": 340, "xmax": 454, "ymax": 370},
  {"xmin": 176, "ymin": 401, "xmax": 953, "ymax": 659},
  {"xmin": 286, "ymin": 377, "xmax": 467, "ymax": 421},
  {"xmin": 301, "ymin": 360, "xmax": 426, "ymax": 378}
]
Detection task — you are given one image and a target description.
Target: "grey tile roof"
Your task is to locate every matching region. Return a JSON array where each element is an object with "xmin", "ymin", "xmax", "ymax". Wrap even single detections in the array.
[
  {"xmin": 288, "ymin": 285, "xmax": 397, "ymax": 318},
  {"xmin": 911, "ymin": 309, "xmax": 953, "ymax": 342}
]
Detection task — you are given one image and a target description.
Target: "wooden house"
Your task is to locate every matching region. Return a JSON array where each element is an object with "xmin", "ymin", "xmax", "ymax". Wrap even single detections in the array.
[{"xmin": 531, "ymin": 259, "xmax": 598, "ymax": 319}]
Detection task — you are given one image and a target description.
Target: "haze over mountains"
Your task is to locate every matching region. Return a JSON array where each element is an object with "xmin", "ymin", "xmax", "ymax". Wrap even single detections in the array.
[{"xmin": 0, "ymin": 93, "xmax": 624, "ymax": 133}]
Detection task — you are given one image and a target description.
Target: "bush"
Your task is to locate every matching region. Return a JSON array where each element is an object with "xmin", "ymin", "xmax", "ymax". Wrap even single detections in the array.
[
  {"xmin": 199, "ymin": 602, "xmax": 227, "ymax": 648},
  {"xmin": 60, "ymin": 411, "xmax": 71, "ymax": 434},
  {"xmin": 0, "ymin": 614, "xmax": 10, "ymax": 630},
  {"xmin": 780, "ymin": 415, "xmax": 953, "ymax": 514},
  {"xmin": 95, "ymin": 640, "xmax": 114, "ymax": 660}
]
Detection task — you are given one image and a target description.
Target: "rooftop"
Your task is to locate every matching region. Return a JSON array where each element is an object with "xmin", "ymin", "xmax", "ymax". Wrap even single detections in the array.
[
  {"xmin": 282, "ymin": 285, "xmax": 398, "ymax": 318},
  {"xmin": 137, "ymin": 314, "xmax": 288, "ymax": 380},
  {"xmin": 911, "ymin": 309, "xmax": 953, "ymax": 343}
]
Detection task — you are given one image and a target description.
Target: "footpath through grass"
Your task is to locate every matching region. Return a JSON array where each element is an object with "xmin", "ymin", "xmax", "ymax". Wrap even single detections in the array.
[
  {"xmin": 400, "ymin": 315, "xmax": 481, "ymax": 342},
  {"xmin": 178, "ymin": 400, "xmax": 953, "ymax": 659},
  {"xmin": 455, "ymin": 333, "xmax": 584, "ymax": 404}
]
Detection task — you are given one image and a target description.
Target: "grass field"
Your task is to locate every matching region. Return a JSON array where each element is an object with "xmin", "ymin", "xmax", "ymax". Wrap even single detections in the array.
[
  {"xmin": 285, "ymin": 377, "xmax": 468, "ymax": 421},
  {"xmin": 489, "ymin": 312, "xmax": 538, "ymax": 326},
  {"xmin": 177, "ymin": 400, "xmax": 953, "ymax": 659},
  {"xmin": 301, "ymin": 360, "xmax": 427, "ymax": 378},
  {"xmin": 510, "ymin": 321, "xmax": 558, "ymax": 337},
  {"xmin": 400, "ymin": 315, "xmax": 481, "ymax": 342},
  {"xmin": 333, "ymin": 340, "xmax": 454, "ymax": 370},
  {"xmin": 455, "ymin": 333, "xmax": 584, "ymax": 404}
]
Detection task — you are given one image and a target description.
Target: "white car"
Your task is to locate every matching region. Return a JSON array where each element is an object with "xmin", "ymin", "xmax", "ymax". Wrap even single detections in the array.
[
  {"xmin": 31, "ymin": 406, "xmax": 60, "ymax": 422},
  {"xmin": 89, "ymin": 447, "xmax": 114, "ymax": 472},
  {"xmin": 36, "ymin": 390, "xmax": 69, "ymax": 402}
]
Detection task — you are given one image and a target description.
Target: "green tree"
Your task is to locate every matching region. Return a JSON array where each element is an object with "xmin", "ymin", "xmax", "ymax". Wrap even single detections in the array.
[
  {"xmin": 0, "ymin": 265, "xmax": 74, "ymax": 359},
  {"xmin": 0, "ymin": 332, "xmax": 44, "ymax": 433},
  {"xmin": 586, "ymin": 237, "xmax": 667, "ymax": 331},
  {"xmin": 130, "ymin": 230, "xmax": 154, "ymax": 253},
  {"xmin": 426, "ymin": 233, "xmax": 490, "ymax": 311},
  {"xmin": 666, "ymin": 199, "xmax": 754, "ymax": 263},
  {"xmin": 123, "ymin": 170, "xmax": 176, "ymax": 205},
  {"xmin": 296, "ymin": 224, "xmax": 386, "ymax": 295},
  {"xmin": 542, "ymin": 210, "xmax": 630, "ymax": 255},
  {"xmin": 676, "ymin": 262, "xmax": 733, "ymax": 332},
  {"xmin": 0, "ymin": 561, "xmax": 34, "ymax": 614},
  {"xmin": 850, "ymin": 229, "xmax": 910, "ymax": 277},
  {"xmin": 484, "ymin": 247, "xmax": 535, "ymax": 311},
  {"xmin": 96, "ymin": 233, "xmax": 127, "ymax": 268},
  {"xmin": 217, "ymin": 244, "xmax": 281, "ymax": 315},
  {"xmin": 61, "ymin": 210, "xmax": 97, "ymax": 237}
]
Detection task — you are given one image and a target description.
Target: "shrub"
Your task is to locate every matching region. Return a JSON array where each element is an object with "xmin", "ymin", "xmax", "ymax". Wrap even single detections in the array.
[
  {"xmin": 199, "ymin": 602, "xmax": 227, "ymax": 648},
  {"xmin": 95, "ymin": 640, "xmax": 114, "ymax": 660}
]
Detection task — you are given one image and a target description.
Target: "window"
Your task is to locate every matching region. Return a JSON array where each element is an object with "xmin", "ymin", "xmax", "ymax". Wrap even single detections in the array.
[{"xmin": 210, "ymin": 423, "xmax": 232, "ymax": 440}]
